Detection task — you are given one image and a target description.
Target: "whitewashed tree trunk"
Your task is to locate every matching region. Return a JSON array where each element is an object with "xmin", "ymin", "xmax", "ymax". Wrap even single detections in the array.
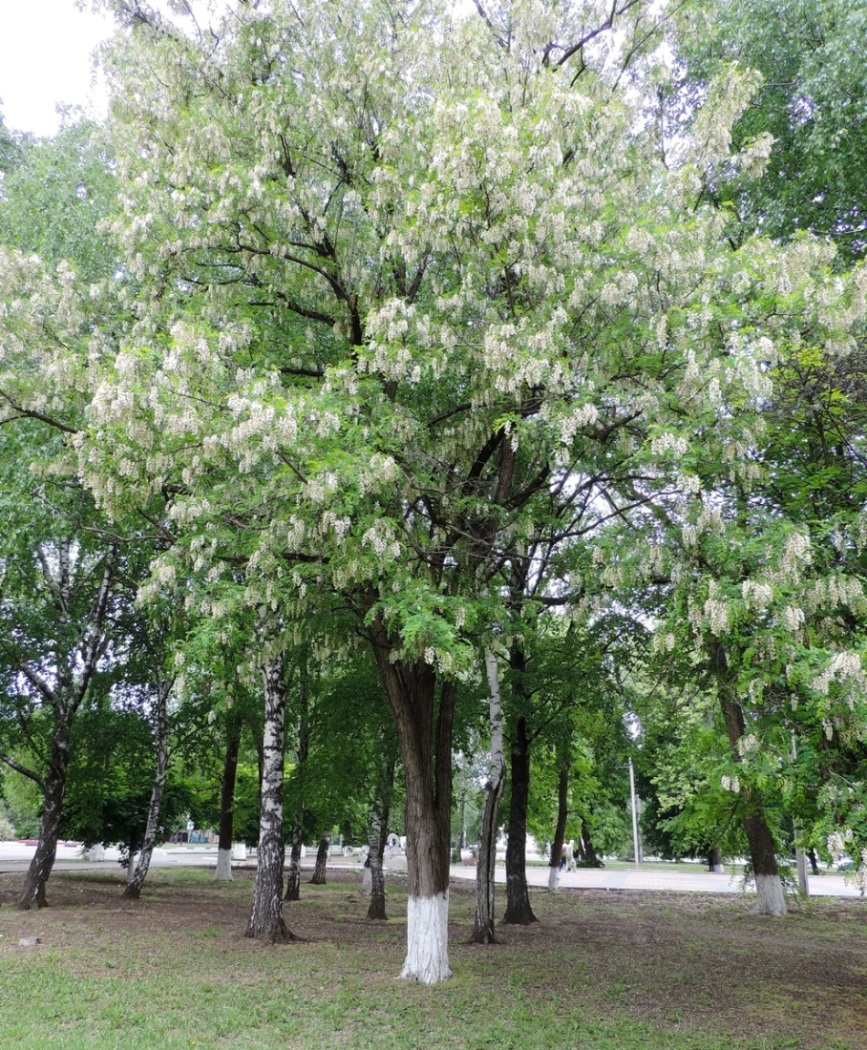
[
  {"xmin": 471, "ymin": 650, "xmax": 505, "ymax": 943},
  {"xmin": 214, "ymin": 715, "xmax": 241, "ymax": 882},
  {"xmin": 548, "ymin": 865, "xmax": 560, "ymax": 890},
  {"xmin": 755, "ymin": 874, "xmax": 787, "ymax": 916},
  {"xmin": 403, "ymin": 893, "xmax": 450, "ymax": 984},
  {"xmin": 215, "ymin": 848, "xmax": 233, "ymax": 880},
  {"xmin": 372, "ymin": 628, "xmax": 454, "ymax": 983}
]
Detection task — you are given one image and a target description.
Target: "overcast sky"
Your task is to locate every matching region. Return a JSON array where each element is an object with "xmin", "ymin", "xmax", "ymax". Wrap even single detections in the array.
[{"xmin": 0, "ymin": 1, "xmax": 115, "ymax": 136}]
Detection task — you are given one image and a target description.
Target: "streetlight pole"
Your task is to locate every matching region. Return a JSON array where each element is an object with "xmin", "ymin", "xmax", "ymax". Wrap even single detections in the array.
[{"xmin": 628, "ymin": 757, "xmax": 640, "ymax": 868}]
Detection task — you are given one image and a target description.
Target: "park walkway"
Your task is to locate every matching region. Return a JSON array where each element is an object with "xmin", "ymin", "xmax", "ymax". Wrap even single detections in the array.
[{"xmin": 0, "ymin": 840, "xmax": 861, "ymax": 898}]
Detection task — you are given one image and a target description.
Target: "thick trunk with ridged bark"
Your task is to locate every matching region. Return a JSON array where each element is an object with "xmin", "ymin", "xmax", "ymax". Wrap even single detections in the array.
[
  {"xmin": 503, "ymin": 713, "xmax": 537, "ymax": 925},
  {"xmin": 214, "ymin": 715, "xmax": 241, "ymax": 881},
  {"xmin": 712, "ymin": 640, "xmax": 786, "ymax": 917},
  {"xmin": 372, "ymin": 623, "xmax": 455, "ymax": 984}
]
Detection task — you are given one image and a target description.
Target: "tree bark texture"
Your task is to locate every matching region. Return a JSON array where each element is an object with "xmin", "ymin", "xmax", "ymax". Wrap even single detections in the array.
[
  {"xmin": 17, "ymin": 546, "xmax": 116, "ymax": 911},
  {"xmin": 471, "ymin": 651, "xmax": 506, "ymax": 943},
  {"xmin": 246, "ymin": 654, "xmax": 294, "ymax": 943},
  {"xmin": 309, "ymin": 832, "xmax": 330, "ymax": 884},
  {"xmin": 17, "ymin": 723, "xmax": 71, "ymax": 910},
  {"xmin": 214, "ymin": 714, "xmax": 242, "ymax": 881},
  {"xmin": 284, "ymin": 661, "xmax": 309, "ymax": 902},
  {"xmin": 367, "ymin": 746, "xmax": 396, "ymax": 921},
  {"xmin": 712, "ymin": 640, "xmax": 786, "ymax": 917},
  {"xmin": 285, "ymin": 817, "xmax": 304, "ymax": 902},
  {"xmin": 125, "ymin": 677, "xmax": 172, "ymax": 899},
  {"xmin": 371, "ymin": 622, "xmax": 455, "ymax": 983},
  {"xmin": 503, "ymin": 713, "xmax": 537, "ymax": 925},
  {"xmin": 547, "ymin": 766, "xmax": 569, "ymax": 893}
]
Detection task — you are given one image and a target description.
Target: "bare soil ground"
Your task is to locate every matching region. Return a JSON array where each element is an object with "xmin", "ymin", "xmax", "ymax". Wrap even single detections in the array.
[{"xmin": 1, "ymin": 866, "xmax": 865, "ymax": 1049}]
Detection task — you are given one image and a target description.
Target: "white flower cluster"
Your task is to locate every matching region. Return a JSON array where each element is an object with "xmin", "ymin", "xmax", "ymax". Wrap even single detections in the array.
[
  {"xmin": 736, "ymin": 733, "xmax": 760, "ymax": 759},
  {"xmin": 742, "ymin": 580, "xmax": 773, "ymax": 609},
  {"xmin": 810, "ymin": 650, "xmax": 865, "ymax": 702},
  {"xmin": 361, "ymin": 519, "xmax": 402, "ymax": 562},
  {"xmin": 827, "ymin": 830, "xmax": 867, "ymax": 895},
  {"xmin": 721, "ymin": 774, "xmax": 740, "ymax": 793},
  {"xmin": 780, "ymin": 531, "xmax": 812, "ymax": 575},
  {"xmin": 651, "ymin": 432, "xmax": 688, "ymax": 457},
  {"xmin": 652, "ymin": 632, "xmax": 677, "ymax": 654}
]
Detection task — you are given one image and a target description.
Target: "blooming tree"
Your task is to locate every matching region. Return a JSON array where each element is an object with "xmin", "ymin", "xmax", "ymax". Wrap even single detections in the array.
[{"xmin": 69, "ymin": 0, "xmax": 867, "ymax": 976}]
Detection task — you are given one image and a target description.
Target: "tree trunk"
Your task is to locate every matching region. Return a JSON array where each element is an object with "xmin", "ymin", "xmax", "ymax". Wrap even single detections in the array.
[
  {"xmin": 284, "ymin": 659, "xmax": 309, "ymax": 902},
  {"xmin": 17, "ymin": 722, "xmax": 71, "ymax": 910},
  {"xmin": 214, "ymin": 714, "xmax": 241, "ymax": 881},
  {"xmin": 309, "ymin": 832, "xmax": 330, "ymax": 884},
  {"xmin": 366, "ymin": 806, "xmax": 388, "ymax": 919},
  {"xmin": 125, "ymin": 678, "xmax": 172, "ymax": 899},
  {"xmin": 503, "ymin": 713, "xmax": 537, "ymax": 925},
  {"xmin": 547, "ymin": 767, "xmax": 569, "ymax": 893},
  {"xmin": 371, "ymin": 623, "xmax": 455, "ymax": 984},
  {"xmin": 17, "ymin": 547, "xmax": 116, "ymax": 911},
  {"xmin": 707, "ymin": 846, "xmax": 724, "ymax": 873},
  {"xmin": 471, "ymin": 651, "xmax": 506, "ymax": 943},
  {"xmin": 367, "ymin": 746, "xmax": 396, "ymax": 921},
  {"xmin": 284, "ymin": 817, "xmax": 304, "ymax": 902},
  {"xmin": 246, "ymin": 654, "xmax": 294, "ymax": 943},
  {"xmin": 580, "ymin": 824, "xmax": 601, "ymax": 866},
  {"xmin": 712, "ymin": 640, "xmax": 786, "ymax": 917}
]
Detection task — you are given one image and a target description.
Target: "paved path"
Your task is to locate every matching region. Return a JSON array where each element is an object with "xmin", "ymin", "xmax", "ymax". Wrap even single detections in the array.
[
  {"xmin": 0, "ymin": 842, "xmax": 860, "ymax": 898},
  {"xmin": 450, "ymin": 862, "xmax": 862, "ymax": 898}
]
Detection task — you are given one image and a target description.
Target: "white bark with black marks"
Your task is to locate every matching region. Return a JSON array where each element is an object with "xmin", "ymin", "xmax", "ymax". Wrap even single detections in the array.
[
  {"xmin": 125, "ymin": 677, "xmax": 172, "ymax": 899},
  {"xmin": 246, "ymin": 654, "xmax": 293, "ymax": 943},
  {"xmin": 472, "ymin": 650, "xmax": 505, "ymax": 943}
]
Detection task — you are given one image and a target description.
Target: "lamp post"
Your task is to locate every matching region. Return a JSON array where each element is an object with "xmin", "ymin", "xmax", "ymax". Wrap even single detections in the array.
[{"xmin": 628, "ymin": 757, "xmax": 640, "ymax": 867}]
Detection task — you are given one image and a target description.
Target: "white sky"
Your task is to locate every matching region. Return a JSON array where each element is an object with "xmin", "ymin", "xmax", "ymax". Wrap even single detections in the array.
[{"xmin": 0, "ymin": 1, "xmax": 115, "ymax": 136}]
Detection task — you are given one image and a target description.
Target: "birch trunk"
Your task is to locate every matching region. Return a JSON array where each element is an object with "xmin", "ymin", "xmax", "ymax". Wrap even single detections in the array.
[
  {"xmin": 284, "ymin": 661, "xmax": 309, "ymax": 901},
  {"xmin": 367, "ymin": 747, "xmax": 395, "ymax": 921},
  {"xmin": 471, "ymin": 650, "xmax": 506, "ymax": 943},
  {"xmin": 246, "ymin": 654, "xmax": 294, "ymax": 943},
  {"xmin": 214, "ymin": 715, "xmax": 241, "ymax": 882},
  {"xmin": 125, "ymin": 677, "xmax": 172, "ymax": 899}
]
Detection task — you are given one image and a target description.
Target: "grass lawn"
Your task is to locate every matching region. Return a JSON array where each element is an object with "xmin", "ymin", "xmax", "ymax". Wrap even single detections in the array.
[{"xmin": 0, "ymin": 867, "xmax": 864, "ymax": 1050}]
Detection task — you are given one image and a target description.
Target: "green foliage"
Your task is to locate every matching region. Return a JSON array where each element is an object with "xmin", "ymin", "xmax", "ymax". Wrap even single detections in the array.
[{"xmin": 673, "ymin": 0, "xmax": 867, "ymax": 260}]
